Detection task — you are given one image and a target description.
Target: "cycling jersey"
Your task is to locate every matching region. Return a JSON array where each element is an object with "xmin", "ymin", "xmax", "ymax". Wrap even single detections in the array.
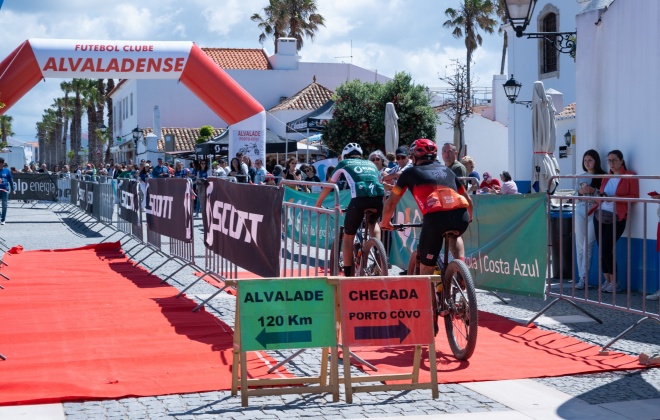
[
  {"xmin": 392, "ymin": 161, "xmax": 467, "ymax": 214},
  {"xmin": 330, "ymin": 158, "xmax": 384, "ymax": 198}
]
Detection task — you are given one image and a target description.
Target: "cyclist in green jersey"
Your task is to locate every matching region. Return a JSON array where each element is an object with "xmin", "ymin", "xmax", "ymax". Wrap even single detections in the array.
[{"xmin": 315, "ymin": 143, "xmax": 385, "ymax": 277}]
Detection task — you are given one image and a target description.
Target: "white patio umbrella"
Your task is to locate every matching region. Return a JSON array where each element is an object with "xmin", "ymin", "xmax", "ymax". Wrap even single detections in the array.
[
  {"xmin": 384, "ymin": 102, "xmax": 399, "ymax": 155},
  {"xmin": 531, "ymin": 81, "xmax": 560, "ymax": 192}
]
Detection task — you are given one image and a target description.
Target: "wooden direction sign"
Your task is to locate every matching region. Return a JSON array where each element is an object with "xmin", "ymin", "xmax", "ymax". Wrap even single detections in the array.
[
  {"xmin": 339, "ymin": 276, "xmax": 434, "ymax": 347},
  {"xmin": 238, "ymin": 277, "xmax": 336, "ymax": 351}
]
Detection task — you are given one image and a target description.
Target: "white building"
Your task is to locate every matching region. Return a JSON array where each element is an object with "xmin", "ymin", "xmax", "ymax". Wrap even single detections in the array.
[{"xmin": 109, "ymin": 38, "xmax": 389, "ymax": 162}]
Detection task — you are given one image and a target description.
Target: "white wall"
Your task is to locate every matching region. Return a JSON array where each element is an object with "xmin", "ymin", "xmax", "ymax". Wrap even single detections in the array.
[
  {"xmin": 506, "ymin": 0, "xmax": 580, "ymax": 183},
  {"xmin": 576, "ymin": 0, "xmax": 660, "ymax": 239}
]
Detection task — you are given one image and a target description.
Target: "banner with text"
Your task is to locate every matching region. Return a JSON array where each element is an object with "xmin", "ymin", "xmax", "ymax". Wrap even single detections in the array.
[
  {"xmin": 145, "ymin": 178, "xmax": 193, "ymax": 242},
  {"xmin": 11, "ymin": 173, "xmax": 59, "ymax": 202},
  {"xmin": 117, "ymin": 179, "xmax": 140, "ymax": 226},
  {"xmin": 390, "ymin": 193, "xmax": 547, "ymax": 297},
  {"xmin": 203, "ymin": 179, "xmax": 284, "ymax": 278}
]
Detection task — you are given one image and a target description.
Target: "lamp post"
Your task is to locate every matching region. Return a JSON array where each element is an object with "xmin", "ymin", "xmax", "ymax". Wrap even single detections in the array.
[
  {"xmin": 564, "ymin": 130, "xmax": 572, "ymax": 147},
  {"xmin": 502, "ymin": 0, "xmax": 576, "ymax": 54},
  {"xmin": 502, "ymin": 75, "xmax": 532, "ymax": 108}
]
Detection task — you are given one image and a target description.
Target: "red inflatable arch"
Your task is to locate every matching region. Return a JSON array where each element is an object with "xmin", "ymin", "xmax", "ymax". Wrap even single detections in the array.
[{"xmin": 0, "ymin": 39, "xmax": 266, "ymax": 159}]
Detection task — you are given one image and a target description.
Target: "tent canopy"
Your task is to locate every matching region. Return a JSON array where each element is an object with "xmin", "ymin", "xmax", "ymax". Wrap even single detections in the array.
[
  {"xmin": 199, "ymin": 129, "xmax": 298, "ymax": 155},
  {"xmin": 285, "ymin": 99, "xmax": 334, "ymax": 133}
]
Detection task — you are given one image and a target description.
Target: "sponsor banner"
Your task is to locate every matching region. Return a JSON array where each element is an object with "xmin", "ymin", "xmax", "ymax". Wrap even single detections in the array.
[
  {"xmin": 56, "ymin": 177, "xmax": 71, "ymax": 202},
  {"xmin": 390, "ymin": 193, "xmax": 547, "ymax": 297},
  {"xmin": 11, "ymin": 173, "xmax": 59, "ymax": 202},
  {"xmin": 74, "ymin": 180, "xmax": 95, "ymax": 215},
  {"xmin": 203, "ymin": 179, "xmax": 284, "ymax": 278},
  {"xmin": 30, "ymin": 38, "xmax": 193, "ymax": 79},
  {"xmin": 228, "ymin": 112, "xmax": 266, "ymax": 165},
  {"xmin": 145, "ymin": 178, "xmax": 193, "ymax": 242},
  {"xmin": 117, "ymin": 179, "xmax": 140, "ymax": 226}
]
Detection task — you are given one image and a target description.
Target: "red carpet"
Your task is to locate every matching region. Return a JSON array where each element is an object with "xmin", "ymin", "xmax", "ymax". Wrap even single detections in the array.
[
  {"xmin": 0, "ymin": 243, "xmax": 289, "ymax": 406},
  {"xmin": 348, "ymin": 311, "xmax": 645, "ymax": 384}
]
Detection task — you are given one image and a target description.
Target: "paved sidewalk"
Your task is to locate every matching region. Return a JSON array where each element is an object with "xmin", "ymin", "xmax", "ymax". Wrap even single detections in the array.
[{"xmin": 0, "ymin": 203, "xmax": 658, "ymax": 419}]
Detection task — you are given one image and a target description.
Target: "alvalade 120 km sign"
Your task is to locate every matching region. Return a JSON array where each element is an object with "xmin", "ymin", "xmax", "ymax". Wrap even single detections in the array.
[
  {"xmin": 238, "ymin": 278, "xmax": 337, "ymax": 351},
  {"xmin": 339, "ymin": 277, "xmax": 434, "ymax": 347}
]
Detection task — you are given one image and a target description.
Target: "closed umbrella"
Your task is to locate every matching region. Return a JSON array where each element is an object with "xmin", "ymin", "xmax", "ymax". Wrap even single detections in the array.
[
  {"xmin": 531, "ymin": 81, "xmax": 560, "ymax": 192},
  {"xmin": 384, "ymin": 102, "xmax": 399, "ymax": 155}
]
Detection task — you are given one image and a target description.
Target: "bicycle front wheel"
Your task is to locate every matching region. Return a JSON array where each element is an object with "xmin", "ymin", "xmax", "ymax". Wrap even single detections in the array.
[
  {"xmin": 443, "ymin": 260, "xmax": 478, "ymax": 360},
  {"xmin": 358, "ymin": 238, "xmax": 388, "ymax": 276}
]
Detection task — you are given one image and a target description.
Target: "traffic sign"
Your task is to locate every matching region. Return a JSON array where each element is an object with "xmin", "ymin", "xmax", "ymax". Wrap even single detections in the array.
[
  {"xmin": 238, "ymin": 278, "xmax": 336, "ymax": 351},
  {"xmin": 339, "ymin": 277, "xmax": 434, "ymax": 346}
]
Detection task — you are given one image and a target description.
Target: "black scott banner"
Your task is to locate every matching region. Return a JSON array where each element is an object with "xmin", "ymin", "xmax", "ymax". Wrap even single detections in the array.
[
  {"xmin": 75, "ymin": 180, "xmax": 95, "ymax": 215},
  {"xmin": 203, "ymin": 179, "xmax": 284, "ymax": 277},
  {"xmin": 145, "ymin": 178, "xmax": 193, "ymax": 243},
  {"xmin": 117, "ymin": 179, "xmax": 140, "ymax": 226},
  {"xmin": 11, "ymin": 173, "xmax": 58, "ymax": 201}
]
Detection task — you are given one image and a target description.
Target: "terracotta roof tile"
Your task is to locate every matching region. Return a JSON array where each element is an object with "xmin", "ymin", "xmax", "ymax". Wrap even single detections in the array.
[
  {"xmin": 201, "ymin": 48, "xmax": 272, "ymax": 70},
  {"xmin": 140, "ymin": 127, "xmax": 225, "ymax": 152},
  {"xmin": 556, "ymin": 102, "xmax": 576, "ymax": 120},
  {"xmin": 269, "ymin": 81, "xmax": 334, "ymax": 112}
]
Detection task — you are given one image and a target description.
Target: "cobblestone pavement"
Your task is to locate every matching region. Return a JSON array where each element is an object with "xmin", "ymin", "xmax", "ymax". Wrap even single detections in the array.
[{"xmin": 2, "ymin": 203, "xmax": 659, "ymax": 419}]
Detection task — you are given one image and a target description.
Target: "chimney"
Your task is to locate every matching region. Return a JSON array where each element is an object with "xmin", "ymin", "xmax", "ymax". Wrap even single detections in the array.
[
  {"xmin": 268, "ymin": 37, "xmax": 300, "ymax": 70},
  {"xmin": 153, "ymin": 105, "xmax": 161, "ymax": 140}
]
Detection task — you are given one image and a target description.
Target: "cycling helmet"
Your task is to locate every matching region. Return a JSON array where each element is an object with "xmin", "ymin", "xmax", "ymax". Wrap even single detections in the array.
[
  {"xmin": 411, "ymin": 138, "xmax": 438, "ymax": 159},
  {"xmin": 342, "ymin": 142, "xmax": 363, "ymax": 158}
]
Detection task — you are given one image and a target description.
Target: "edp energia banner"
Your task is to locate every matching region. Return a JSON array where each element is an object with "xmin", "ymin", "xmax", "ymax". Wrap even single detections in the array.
[{"xmin": 390, "ymin": 193, "xmax": 548, "ymax": 297}]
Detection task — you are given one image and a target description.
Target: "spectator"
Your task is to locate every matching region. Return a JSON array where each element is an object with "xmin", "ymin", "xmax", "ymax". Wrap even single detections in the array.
[
  {"xmin": 217, "ymin": 159, "xmax": 229, "ymax": 177},
  {"xmin": 173, "ymin": 161, "xmax": 187, "ymax": 178},
  {"xmin": 441, "ymin": 142, "xmax": 467, "ymax": 184},
  {"xmin": 283, "ymin": 157, "xmax": 301, "ymax": 182},
  {"xmin": 229, "ymin": 157, "xmax": 248, "ymax": 183},
  {"xmin": 272, "ymin": 164, "xmax": 283, "ymax": 185},
  {"xmin": 264, "ymin": 173, "xmax": 277, "ymax": 186},
  {"xmin": 592, "ymin": 150, "xmax": 639, "ymax": 293},
  {"xmin": 303, "ymin": 164, "xmax": 321, "ymax": 193},
  {"xmin": 0, "ymin": 157, "xmax": 14, "ymax": 225},
  {"xmin": 479, "ymin": 172, "xmax": 501, "ymax": 193},
  {"xmin": 243, "ymin": 155, "xmax": 257, "ymax": 183},
  {"xmin": 385, "ymin": 152, "xmax": 397, "ymax": 169},
  {"xmin": 574, "ymin": 149, "xmax": 606, "ymax": 290},
  {"xmin": 236, "ymin": 152, "xmax": 249, "ymax": 174},
  {"xmin": 266, "ymin": 157, "xmax": 277, "ymax": 173},
  {"xmin": 152, "ymin": 158, "xmax": 170, "ymax": 178},
  {"xmin": 461, "ymin": 155, "xmax": 480, "ymax": 193},
  {"xmin": 368, "ymin": 150, "xmax": 389, "ymax": 180},
  {"xmin": 253, "ymin": 158, "xmax": 268, "ymax": 184},
  {"xmin": 382, "ymin": 146, "xmax": 412, "ymax": 193},
  {"xmin": 496, "ymin": 171, "xmax": 519, "ymax": 195}
]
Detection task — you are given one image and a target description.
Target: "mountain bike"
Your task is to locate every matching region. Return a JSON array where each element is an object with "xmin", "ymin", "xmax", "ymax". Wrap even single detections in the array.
[
  {"xmin": 329, "ymin": 208, "xmax": 388, "ymax": 277},
  {"xmin": 392, "ymin": 222, "xmax": 478, "ymax": 360}
]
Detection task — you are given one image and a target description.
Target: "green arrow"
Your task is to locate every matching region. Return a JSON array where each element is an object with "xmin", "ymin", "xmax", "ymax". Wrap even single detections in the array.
[{"xmin": 255, "ymin": 328, "xmax": 312, "ymax": 348}]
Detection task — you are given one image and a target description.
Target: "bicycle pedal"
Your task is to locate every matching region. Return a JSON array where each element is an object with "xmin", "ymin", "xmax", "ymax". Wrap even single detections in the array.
[{"xmin": 438, "ymin": 310, "xmax": 450, "ymax": 317}]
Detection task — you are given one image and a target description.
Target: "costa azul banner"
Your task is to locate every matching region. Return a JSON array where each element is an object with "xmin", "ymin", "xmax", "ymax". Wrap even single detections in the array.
[
  {"xmin": 117, "ymin": 179, "xmax": 140, "ymax": 226},
  {"xmin": 29, "ymin": 39, "xmax": 193, "ymax": 79},
  {"xmin": 390, "ymin": 193, "xmax": 548, "ymax": 297},
  {"xmin": 11, "ymin": 173, "xmax": 58, "ymax": 202},
  {"xmin": 284, "ymin": 187, "xmax": 351, "ymax": 249},
  {"xmin": 145, "ymin": 179, "xmax": 193, "ymax": 242},
  {"xmin": 203, "ymin": 179, "xmax": 284, "ymax": 278}
]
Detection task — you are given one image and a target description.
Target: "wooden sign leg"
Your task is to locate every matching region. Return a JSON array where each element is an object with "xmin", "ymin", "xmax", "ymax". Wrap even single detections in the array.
[
  {"xmin": 320, "ymin": 347, "xmax": 329, "ymax": 387},
  {"xmin": 411, "ymin": 345, "xmax": 422, "ymax": 384},
  {"xmin": 429, "ymin": 341, "xmax": 438, "ymax": 399},
  {"xmin": 240, "ymin": 349, "xmax": 249, "ymax": 407},
  {"xmin": 342, "ymin": 344, "xmax": 353, "ymax": 404},
  {"xmin": 331, "ymin": 345, "xmax": 339, "ymax": 402},
  {"xmin": 231, "ymin": 305, "xmax": 241, "ymax": 396}
]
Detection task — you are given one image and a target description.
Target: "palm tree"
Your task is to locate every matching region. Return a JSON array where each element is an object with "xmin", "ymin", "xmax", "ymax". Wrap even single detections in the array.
[
  {"xmin": 52, "ymin": 98, "xmax": 65, "ymax": 165},
  {"xmin": 252, "ymin": 0, "xmax": 325, "ymax": 52},
  {"xmin": 0, "ymin": 115, "xmax": 14, "ymax": 149},
  {"xmin": 105, "ymin": 79, "xmax": 115, "ymax": 163},
  {"xmin": 70, "ymin": 78, "xmax": 86, "ymax": 165},
  {"xmin": 443, "ymin": 0, "xmax": 497, "ymax": 104},
  {"xmin": 81, "ymin": 79, "xmax": 101, "ymax": 166},
  {"xmin": 496, "ymin": 0, "xmax": 508, "ymax": 75},
  {"xmin": 60, "ymin": 81, "xmax": 73, "ymax": 165}
]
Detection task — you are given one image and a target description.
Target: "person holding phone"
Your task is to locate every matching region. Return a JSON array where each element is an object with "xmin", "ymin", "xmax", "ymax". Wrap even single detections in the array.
[{"xmin": 574, "ymin": 150, "xmax": 606, "ymax": 289}]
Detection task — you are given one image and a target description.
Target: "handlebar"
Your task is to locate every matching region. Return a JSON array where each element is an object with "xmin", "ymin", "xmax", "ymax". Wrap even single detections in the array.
[{"xmin": 390, "ymin": 223, "xmax": 423, "ymax": 230}]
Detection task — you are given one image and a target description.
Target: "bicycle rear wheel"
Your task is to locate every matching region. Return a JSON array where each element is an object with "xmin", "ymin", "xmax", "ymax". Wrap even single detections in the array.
[
  {"xmin": 358, "ymin": 238, "xmax": 388, "ymax": 276},
  {"xmin": 329, "ymin": 236, "xmax": 362, "ymax": 276},
  {"xmin": 443, "ymin": 260, "xmax": 478, "ymax": 360}
]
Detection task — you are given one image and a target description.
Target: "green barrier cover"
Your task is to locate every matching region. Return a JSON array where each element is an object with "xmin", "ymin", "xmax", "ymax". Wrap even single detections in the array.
[
  {"xmin": 238, "ymin": 278, "xmax": 337, "ymax": 351},
  {"xmin": 390, "ymin": 193, "xmax": 547, "ymax": 297},
  {"xmin": 283, "ymin": 186, "xmax": 351, "ymax": 247}
]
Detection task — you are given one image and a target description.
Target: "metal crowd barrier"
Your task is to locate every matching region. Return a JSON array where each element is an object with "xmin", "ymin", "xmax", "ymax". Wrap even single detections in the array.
[{"xmin": 529, "ymin": 174, "xmax": 660, "ymax": 351}]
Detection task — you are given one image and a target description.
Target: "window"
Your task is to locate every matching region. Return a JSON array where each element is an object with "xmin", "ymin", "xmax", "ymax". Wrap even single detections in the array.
[
  {"xmin": 541, "ymin": 13, "xmax": 558, "ymax": 74},
  {"xmin": 130, "ymin": 93, "xmax": 133, "ymax": 116}
]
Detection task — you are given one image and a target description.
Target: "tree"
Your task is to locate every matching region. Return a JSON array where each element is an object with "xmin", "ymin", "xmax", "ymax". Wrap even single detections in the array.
[
  {"xmin": 197, "ymin": 125, "xmax": 214, "ymax": 144},
  {"xmin": 252, "ymin": 0, "xmax": 325, "ymax": 52},
  {"xmin": 0, "ymin": 115, "xmax": 14, "ymax": 149},
  {"xmin": 105, "ymin": 79, "xmax": 115, "ymax": 163},
  {"xmin": 323, "ymin": 72, "xmax": 437, "ymax": 156},
  {"xmin": 495, "ymin": 0, "xmax": 508, "ymax": 75},
  {"xmin": 443, "ymin": 0, "xmax": 497, "ymax": 104},
  {"xmin": 438, "ymin": 60, "xmax": 473, "ymax": 157}
]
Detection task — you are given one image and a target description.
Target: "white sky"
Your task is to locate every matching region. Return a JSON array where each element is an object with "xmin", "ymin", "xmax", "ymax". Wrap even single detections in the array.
[{"xmin": 0, "ymin": 0, "xmax": 506, "ymax": 142}]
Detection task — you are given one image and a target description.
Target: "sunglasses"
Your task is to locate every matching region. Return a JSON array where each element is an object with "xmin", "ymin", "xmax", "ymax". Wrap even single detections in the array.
[
  {"xmin": 395, "ymin": 156, "xmax": 407, "ymax": 160},
  {"xmin": 370, "ymin": 157, "xmax": 381, "ymax": 162}
]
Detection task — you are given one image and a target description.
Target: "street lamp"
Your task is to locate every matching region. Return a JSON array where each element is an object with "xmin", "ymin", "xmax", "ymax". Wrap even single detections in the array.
[
  {"xmin": 564, "ymin": 130, "xmax": 572, "ymax": 147},
  {"xmin": 99, "ymin": 124, "xmax": 107, "ymax": 134},
  {"xmin": 132, "ymin": 126, "xmax": 141, "ymax": 160},
  {"xmin": 502, "ymin": 0, "xmax": 576, "ymax": 54},
  {"xmin": 502, "ymin": 75, "xmax": 532, "ymax": 108}
]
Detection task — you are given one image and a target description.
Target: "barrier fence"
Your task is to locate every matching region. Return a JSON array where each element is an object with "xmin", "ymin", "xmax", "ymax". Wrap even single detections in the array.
[{"xmin": 530, "ymin": 174, "xmax": 660, "ymax": 350}]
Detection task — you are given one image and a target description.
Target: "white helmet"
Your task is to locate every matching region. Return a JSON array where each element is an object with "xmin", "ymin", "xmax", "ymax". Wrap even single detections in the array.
[{"xmin": 342, "ymin": 143, "xmax": 363, "ymax": 159}]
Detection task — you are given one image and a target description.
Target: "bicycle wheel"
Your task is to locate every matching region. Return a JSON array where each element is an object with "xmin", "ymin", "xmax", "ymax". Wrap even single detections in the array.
[
  {"xmin": 328, "ymin": 235, "xmax": 361, "ymax": 276},
  {"xmin": 358, "ymin": 238, "xmax": 388, "ymax": 276},
  {"xmin": 442, "ymin": 260, "xmax": 478, "ymax": 360},
  {"xmin": 407, "ymin": 250, "xmax": 420, "ymax": 275}
]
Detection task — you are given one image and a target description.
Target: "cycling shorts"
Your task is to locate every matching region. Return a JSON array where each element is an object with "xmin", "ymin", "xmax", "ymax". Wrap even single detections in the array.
[
  {"xmin": 343, "ymin": 196, "xmax": 384, "ymax": 235},
  {"xmin": 417, "ymin": 208, "xmax": 469, "ymax": 266}
]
